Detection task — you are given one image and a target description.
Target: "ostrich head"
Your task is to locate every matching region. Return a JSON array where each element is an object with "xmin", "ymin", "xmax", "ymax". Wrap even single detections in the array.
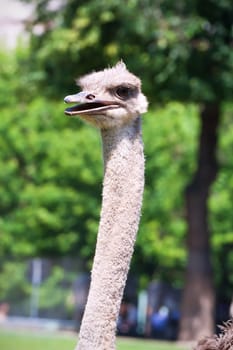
[{"xmin": 64, "ymin": 61, "xmax": 148, "ymax": 129}]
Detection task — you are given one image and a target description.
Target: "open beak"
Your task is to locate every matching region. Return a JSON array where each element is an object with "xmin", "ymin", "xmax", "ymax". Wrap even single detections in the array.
[{"xmin": 64, "ymin": 92, "xmax": 120, "ymax": 116}]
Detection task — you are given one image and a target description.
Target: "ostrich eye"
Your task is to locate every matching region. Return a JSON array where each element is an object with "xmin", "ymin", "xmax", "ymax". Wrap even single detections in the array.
[{"xmin": 115, "ymin": 85, "xmax": 135, "ymax": 100}]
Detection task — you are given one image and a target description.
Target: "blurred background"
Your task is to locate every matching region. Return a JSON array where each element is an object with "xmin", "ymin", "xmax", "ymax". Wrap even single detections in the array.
[{"xmin": 0, "ymin": 0, "xmax": 232, "ymax": 344}]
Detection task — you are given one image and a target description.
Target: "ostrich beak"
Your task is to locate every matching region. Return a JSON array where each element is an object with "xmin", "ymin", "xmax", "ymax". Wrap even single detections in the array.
[
  {"xmin": 64, "ymin": 92, "xmax": 90, "ymax": 104},
  {"xmin": 64, "ymin": 92, "xmax": 120, "ymax": 116}
]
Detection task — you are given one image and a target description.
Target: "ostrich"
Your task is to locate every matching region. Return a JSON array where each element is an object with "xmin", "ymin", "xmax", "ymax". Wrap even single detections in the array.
[
  {"xmin": 194, "ymin": 319, "xmax": 233, "ymax": 350},
  {"xmin": 64, "ymin": 61, "xmax": 148, "ymax": 350}
]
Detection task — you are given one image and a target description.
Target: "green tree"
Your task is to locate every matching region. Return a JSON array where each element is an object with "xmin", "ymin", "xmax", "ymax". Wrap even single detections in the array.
[{"xmin": 0, "ymin": 49, "xmax": 102, "ymax": 262}]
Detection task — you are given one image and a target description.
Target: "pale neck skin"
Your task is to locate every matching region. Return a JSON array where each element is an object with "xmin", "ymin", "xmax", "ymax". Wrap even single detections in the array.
[{"xmin": 76, "ymin": 117, "xmax": 144, "ymax": 350}]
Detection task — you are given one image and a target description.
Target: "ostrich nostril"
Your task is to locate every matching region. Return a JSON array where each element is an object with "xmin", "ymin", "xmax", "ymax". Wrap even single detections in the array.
[{"xmin": 86, "ymin": 94, "xmax": 95, "ymax": 100}]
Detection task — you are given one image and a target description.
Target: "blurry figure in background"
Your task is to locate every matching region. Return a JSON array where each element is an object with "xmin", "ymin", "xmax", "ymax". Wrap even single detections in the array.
[
  {"xmin": 146, "ymin": 281, "xmax": 181, "ymax": 340},
  {"xmin": 0, "ymin": 302, "xmax": 9, "ymax": 322},
  {"xmin": 151, "ymin": 305, "xmax": 169, "ymax": 338},
  {"xmin": 117, "ymin": 300, "xmax": 137, "ymax": 336},
  {"xmin": 150, "ymin": 305, "xmax": 180, "ymax": 340}
]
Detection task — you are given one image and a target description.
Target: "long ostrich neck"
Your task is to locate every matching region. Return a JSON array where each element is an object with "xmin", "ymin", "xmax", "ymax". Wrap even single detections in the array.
[{"xmin": 76, "ymin": 117, "xmax": 144, "ymax": 350}]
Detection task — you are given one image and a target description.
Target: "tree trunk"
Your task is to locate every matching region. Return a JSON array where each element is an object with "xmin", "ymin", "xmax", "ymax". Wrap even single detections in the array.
[{"xmin": 179, "ymin": 102, "xmax": 220, "ymax": 341}]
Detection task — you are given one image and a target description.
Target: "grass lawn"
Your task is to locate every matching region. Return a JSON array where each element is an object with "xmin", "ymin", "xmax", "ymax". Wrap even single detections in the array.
[{"xmin": 0, "ymin": 329, "xmax": 189, "ymax": 350}]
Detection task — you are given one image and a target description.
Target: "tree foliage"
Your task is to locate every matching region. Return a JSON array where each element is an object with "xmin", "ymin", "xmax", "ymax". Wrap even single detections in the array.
[
  {"xmin": 21, "ymin": 0, "xmax": 233, "ymax": 102},
  {"xmin": 0, "ymin": 49, "xmax": 102, "ymax": 260}
]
